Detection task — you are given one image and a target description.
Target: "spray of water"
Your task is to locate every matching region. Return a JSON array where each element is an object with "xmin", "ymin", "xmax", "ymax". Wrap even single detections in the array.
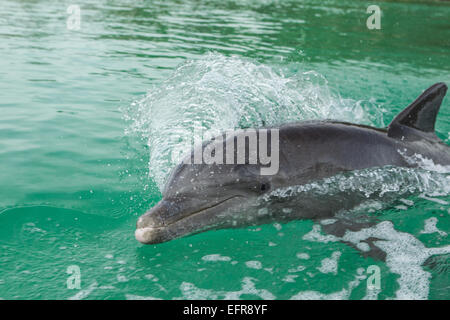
[{"xmin": 123, "ymin": 53, "xmax": 385, "ymax": 189}]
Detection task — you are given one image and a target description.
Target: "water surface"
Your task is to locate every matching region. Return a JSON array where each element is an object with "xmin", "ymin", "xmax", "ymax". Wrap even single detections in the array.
[{"xmin": 0, "ymin": 0, "xmax": 449, "ymax": 299}]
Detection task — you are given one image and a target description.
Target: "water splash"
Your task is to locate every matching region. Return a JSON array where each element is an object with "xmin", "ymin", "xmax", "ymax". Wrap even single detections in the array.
[
  {"xmin": 263, "ymin": 166, "xmax": 450, "ymax": 206},
  {"xmin": 123, "ymin": 53, "xmax": 383, "ymax": 189}
]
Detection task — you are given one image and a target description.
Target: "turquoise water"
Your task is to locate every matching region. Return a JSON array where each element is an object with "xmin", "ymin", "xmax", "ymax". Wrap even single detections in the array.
[{"xmin": 0, "ymin": 0, "xmax": 449, "ymax": 299}]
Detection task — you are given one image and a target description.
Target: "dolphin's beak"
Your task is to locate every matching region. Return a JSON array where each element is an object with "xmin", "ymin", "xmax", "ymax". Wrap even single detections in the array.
[
  {"xmin": 135, "ymin": 200, "xmax": 175, "ymax": 244},
  {"xmin": 135, "ymin": 196, "xmax": 243, "ymax": 244},
  {"xmin": 135, "ymin": 225, "xmax": 167, "ymax": 244}
]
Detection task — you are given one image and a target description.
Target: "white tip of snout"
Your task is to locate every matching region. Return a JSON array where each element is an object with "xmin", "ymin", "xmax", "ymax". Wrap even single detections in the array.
[{"xmin": 135, "ymin": 227, "xmax": 155, "ymax": 244}]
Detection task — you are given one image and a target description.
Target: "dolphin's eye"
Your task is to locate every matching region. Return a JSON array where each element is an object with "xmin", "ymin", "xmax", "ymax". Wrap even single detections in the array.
[{"xmin": 260, "ymin": 183, "xmax": 270, "ymax": 192}]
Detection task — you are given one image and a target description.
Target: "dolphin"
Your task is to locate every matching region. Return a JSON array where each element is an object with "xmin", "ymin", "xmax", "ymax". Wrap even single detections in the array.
[{"xmin": 135, "ymin": 83, "xmax": 449, "ymax": 245}]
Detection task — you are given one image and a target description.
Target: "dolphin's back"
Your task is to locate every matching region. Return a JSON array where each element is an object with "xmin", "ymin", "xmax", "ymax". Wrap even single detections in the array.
[
  {"xmin": 276, "ymin": 82, "xmax": 450, "ymax": 187},
  {"xmin": 277, "ymin": 121, "xmax": 409, "ymax": 185}
]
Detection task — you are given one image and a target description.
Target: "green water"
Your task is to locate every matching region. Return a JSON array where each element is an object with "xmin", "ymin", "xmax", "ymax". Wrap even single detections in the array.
[{"xmin": 1, "ymin": 0, "xmax": 449, "ymax": 300}]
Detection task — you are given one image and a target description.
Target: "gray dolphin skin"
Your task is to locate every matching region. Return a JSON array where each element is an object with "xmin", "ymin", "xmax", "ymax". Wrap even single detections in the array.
[{"xmin": 135, "ymin": 83, "xmax": 449, "ymax": 244}]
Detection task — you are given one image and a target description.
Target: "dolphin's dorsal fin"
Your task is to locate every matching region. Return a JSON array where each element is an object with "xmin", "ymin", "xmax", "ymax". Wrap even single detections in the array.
[{"xmin": 387, "ymin": 83, "xmax": 447, "ymax": 140}]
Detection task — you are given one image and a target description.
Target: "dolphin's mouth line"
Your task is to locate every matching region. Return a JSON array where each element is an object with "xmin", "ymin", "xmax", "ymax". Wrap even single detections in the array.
[
  {"xmin": 139, "ymin": 195, "xmax": 244, "ymax": 231},
  {"xmin": 135, "ymin": 195, "xmax": 244, "ymax": 244},
  {"xmin": 171, "ymin": 195, "xmax": 244, "ymax": 225}
]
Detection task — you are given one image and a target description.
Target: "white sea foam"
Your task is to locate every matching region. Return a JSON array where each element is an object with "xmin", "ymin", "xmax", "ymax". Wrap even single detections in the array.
[
  {"xmin": 317, "ymin": 251, "xmax": 341, "ymax": 275},
  {"xmin": 201, "ymin": 254, "xmax": 232, "ymax": 262},
  {"xmin": 420, "ymin": 217, "xmax": 447, "ymax": 237},
  {"xmin": 282, "ymin": 275, "xmax": 298, "ymax": 283},
  {"xmin": 345, "ymin": 222, "xmax": 450, "ymax": 300},
  {"xmin": 290, "ymin": 272, "xmax": 363, "ymax": 300},
  {"xmin": 117, "ymin": 275, "xmax": 128, "ymax": 283},
  {"xmin": 245, "ymin": 260, "xmax": 263, "ymax": 269},
  {"xmin": 398, "ymin": 151, "xmax": 450, "ymax": 174},
  {"xmin": 303, "ymin": 224, "xmax": 339, "ymax": 243},
  {"xmin": 399, "ymin": 198, "xmax": 414, "ymax": 206},
  {"xmin": 419, "ymin": 194, "xmax": 449, "ymax": 205},
  {"xmin": 321, "ymin": 219, "xmax": 337, "ymax": 225},
  {"xmin": 288, "ymin": 265, "xmax": 306, "ymax": 273},
  {"xmin": 296, "ymin": 253, "xmax": 310, "ymax": 260},
  {"xmin": 178, "ymin": 277, "xmax": 275, "ymax": 300},
  {"xmin": 304, "ymin": 222, "xmax": 450, "ymax": 300}
]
